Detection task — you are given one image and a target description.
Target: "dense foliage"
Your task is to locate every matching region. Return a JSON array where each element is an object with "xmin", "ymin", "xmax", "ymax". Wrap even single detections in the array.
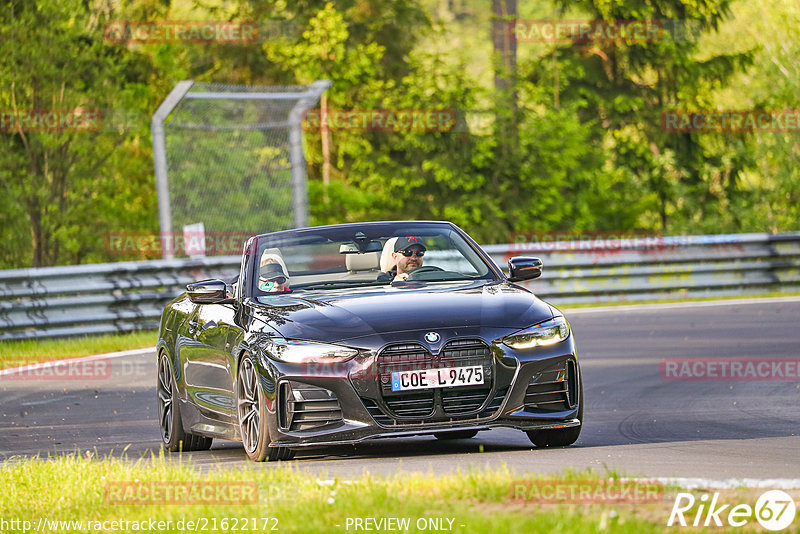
[{"xmin": 0, "ymin": 0, "xmax": 797, "ymax": 267}]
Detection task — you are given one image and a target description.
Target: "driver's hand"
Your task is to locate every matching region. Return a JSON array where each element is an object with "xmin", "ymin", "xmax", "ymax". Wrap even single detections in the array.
[{"xmin": 393, "ymin": 272, "xmax": 409, "ymax": 282}]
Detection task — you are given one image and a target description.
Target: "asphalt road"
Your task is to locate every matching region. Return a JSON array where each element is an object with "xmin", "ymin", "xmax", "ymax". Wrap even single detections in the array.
[{"xmin": 2, "ymin": 298, "xmax": 799, "ymax": 479}]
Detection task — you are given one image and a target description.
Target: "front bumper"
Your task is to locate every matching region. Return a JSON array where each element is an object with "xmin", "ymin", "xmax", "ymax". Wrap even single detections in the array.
[{"xmin": 254, "ymin": 335, "xmax": 581, "ymax": 448}]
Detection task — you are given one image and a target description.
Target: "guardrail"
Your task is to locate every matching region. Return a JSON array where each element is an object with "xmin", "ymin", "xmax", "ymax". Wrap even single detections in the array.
[
  {"xmin": 487, "ymin": 232, "xmax": 800, "ymax": 303},
  {"xmin": 1, "ymin": 232, "xmax": 799, "ymax": 340}
]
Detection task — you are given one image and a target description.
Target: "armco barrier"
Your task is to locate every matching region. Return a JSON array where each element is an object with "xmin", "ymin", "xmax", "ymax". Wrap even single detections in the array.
[
  {"xmin": 0, "ymin": 257, "xmax": 241, "ymax": 340},
  {"xmin": 1, "ymin": 232, "xmax": 799, "ymax": 340},
  {"xmin": 485, "ymin": 232, "xmax": 800, "ymax": 303}
]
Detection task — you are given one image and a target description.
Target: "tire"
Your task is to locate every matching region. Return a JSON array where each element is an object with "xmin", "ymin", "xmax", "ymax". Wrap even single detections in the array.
[
  {"xmin": 157, "ymin": 353, "xmax": 213, "ymax": 452},
  {"xmin": 433, "ymin": 430, "xmax": 479, "ymax": 440},
  {"xmin": 526, "ymin": 382, "xmax": 583, "ymax": 448},
  {"xmin": 236, "ymin": 353, "xmax": 295, "ymax": 462}
]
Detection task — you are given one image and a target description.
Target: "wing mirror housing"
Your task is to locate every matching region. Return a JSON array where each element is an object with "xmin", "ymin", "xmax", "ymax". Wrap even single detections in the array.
[
  {"xmin": 507, "ymin": 257, "xmax": 543, "ymax": 282},
  {"xmin": 187, "ymin": 279, "xmax": 233, "ymax": 304}
]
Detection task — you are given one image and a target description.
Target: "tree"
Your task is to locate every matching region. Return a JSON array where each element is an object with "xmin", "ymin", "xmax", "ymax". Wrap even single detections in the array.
[
  {"xmin": 547, "ymin": 0, "xmax": 754, "ymax": 232},
  {"xmin": 0, "ymin": 0, "xmax": 157, "ymax": 266}
]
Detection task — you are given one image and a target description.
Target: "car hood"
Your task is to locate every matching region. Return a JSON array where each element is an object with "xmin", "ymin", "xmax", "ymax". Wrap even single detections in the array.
[{"xmin": 249, "ymin": 281, "xmax": 553, "ymax": 345}]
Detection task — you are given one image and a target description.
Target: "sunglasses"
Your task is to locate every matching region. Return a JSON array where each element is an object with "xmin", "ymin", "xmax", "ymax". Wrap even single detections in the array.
[
  {"xmin": 260, "ymin": 276, "xmax": 287, "ymax": 285},
  {"xmin": 400, "ymin": 249, "xmax": 425, "ymax": 257}
]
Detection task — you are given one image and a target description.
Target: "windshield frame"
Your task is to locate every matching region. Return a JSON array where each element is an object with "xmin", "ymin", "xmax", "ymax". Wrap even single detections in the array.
[{"xmin": 244, "ymin": 221, "xmax": 504, "ymax": 299}]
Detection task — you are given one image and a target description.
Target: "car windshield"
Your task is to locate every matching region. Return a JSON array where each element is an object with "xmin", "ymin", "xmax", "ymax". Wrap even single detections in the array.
[{"xmin": 248, "ymin": 222, "xmax": 496, "ymax": 296}]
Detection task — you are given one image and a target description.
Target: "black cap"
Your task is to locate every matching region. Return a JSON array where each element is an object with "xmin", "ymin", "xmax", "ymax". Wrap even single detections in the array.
[
  {"xmin": 394, "ymin": 236, "xmax": 427, "ymax": 252},
  {"xmin": 260, "ymin": 263, "xmax": 287, "ymax": 280}
]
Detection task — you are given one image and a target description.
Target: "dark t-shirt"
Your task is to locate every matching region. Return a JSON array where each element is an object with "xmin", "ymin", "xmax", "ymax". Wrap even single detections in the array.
[{"xmin": 376, "ymin": 268, "xmax": 396, "ymax": 283}]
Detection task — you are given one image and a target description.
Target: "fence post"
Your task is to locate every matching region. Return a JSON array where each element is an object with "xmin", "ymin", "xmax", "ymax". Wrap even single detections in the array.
[{"xmin": 151, "ymin": 81, "xmax": 194, "ymax": 260}]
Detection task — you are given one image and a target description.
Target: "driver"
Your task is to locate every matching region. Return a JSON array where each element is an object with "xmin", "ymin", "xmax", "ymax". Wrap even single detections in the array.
[
  {"xmin": 259, "ymin": 258, "xmax": 291, "ymax": 293},
  {"xmin": 381, "ymin": 236, "xmax": 426, "ymax": 282}
]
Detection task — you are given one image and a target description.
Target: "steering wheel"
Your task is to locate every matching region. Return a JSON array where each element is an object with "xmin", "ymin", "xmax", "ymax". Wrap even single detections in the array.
[{"xmin": 406, "ymin": 266, "xmax": 444, "ymax": 280}]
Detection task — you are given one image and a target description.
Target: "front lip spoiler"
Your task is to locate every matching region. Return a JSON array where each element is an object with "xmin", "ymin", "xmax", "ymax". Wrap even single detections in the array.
[{"xmin": 268, "ymin": 418, "xmax": 581, "ymax": 448}]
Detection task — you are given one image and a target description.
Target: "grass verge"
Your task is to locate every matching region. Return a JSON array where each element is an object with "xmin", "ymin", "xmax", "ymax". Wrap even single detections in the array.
[
  {"xmin": 0, "ymin": 330, "xmax": 156, "ymax": 370},
  {"xmin": 0, "ymin": 453, "xmax": 705, "ymax": 533}
]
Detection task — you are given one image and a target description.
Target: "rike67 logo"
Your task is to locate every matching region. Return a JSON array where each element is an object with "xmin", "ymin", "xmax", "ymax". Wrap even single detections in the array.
[{"xmin": 668, "ymin": 490, "xmax": 796, "ymax": 531}]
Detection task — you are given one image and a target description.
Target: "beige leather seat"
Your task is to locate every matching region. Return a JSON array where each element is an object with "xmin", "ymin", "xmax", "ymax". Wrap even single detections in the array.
[
  {"xmin": 379, "ymin": 237, "xmax": 398, "ymax": 273},
  {"xmin": 345, "ymin": 252, "xmax": 380, "ymax": 273}
]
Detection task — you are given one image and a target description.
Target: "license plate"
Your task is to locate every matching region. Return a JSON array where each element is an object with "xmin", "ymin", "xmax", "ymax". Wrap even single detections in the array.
[{"xmin": 391, "ymin": 365, "xmax": 484, "ymax": 392}]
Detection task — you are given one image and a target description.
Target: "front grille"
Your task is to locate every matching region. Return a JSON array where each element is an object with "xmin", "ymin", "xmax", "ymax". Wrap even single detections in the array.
[
  {"xmin": 385, "ymin": 391, "xmax": 435, "ymax": 417},
  {"xmin": 367, "ymin": 339, "xmax": 498, "ymax": 425},
  {"xmin": 524, "ymin": 358, "xmax": 577, "ymax": 412},
  {"xmin": 279, "ymin": 381, "xmax": 343, "ymax": 432},
  {"xmin": 442, "ymin": 388, "xmax": 489, "ymax": 413},
  {"xmin": 377, "ymin": 343, "xmax": 431, "ymax": 391}
]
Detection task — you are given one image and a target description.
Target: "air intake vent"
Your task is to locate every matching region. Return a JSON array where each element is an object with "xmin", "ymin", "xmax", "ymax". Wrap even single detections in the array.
[
  {"xmin": 279, "ymin": 381, "xmax": 343, "ymax": 432},
  {"xmin": 524, "ymin": 359, "xmax": 576, "ymax": 412},
  {"xmin": 566, "ymin": 358, "xmax": 578, "ymax": 409}
]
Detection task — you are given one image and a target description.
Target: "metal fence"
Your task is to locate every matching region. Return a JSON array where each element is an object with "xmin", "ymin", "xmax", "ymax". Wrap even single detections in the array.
[
  {"xmin": 1, "ymin": 232, "xmax": 799, "ymax": 340},
  {"xmin": 152, "ymin": 81, "xmax": 330, "ymax": 259}
]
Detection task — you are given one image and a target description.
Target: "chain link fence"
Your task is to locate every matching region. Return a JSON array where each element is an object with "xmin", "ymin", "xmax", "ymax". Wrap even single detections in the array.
[{"xmin": 152, "ymin": 81, "xmax": 330, "ymax": 258}]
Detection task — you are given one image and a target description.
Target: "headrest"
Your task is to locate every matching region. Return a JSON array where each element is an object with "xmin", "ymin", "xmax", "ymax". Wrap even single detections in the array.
[
  {"xmin": 380, "ymin": 237, "xmax": 398, "ymax": 272},
  {"xmin": 345, "ymin": 251, "xmax": 380, "ymax": 271}
]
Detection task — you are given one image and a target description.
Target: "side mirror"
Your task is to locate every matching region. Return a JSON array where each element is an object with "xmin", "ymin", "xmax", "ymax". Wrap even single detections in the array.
[
  {"xmin": 187, "ymin": 279, "xmax": 232, "ymax": 304},
  {"xmin": 507, "ymin": 257, "xmax": 543, "ymax": 282}
]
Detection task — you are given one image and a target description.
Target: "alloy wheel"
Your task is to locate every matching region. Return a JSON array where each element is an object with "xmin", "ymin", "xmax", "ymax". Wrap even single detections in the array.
[
  {"xmin": 157, "ymin": 354, "xmax": 174, "ymax": 443},
  {"xmin": 237, "ymin": 356, "xmax": 261, "ymax": 453}
]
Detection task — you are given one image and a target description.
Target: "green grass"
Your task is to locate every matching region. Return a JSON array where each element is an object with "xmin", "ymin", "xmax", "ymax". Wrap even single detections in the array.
[
  {"xmin": 0, "ymin": 330, "xmax": 156, "ymax": 370},
  {"xmin": 0, "ymin": 454, "xmax": 696, "ymax": 533}
]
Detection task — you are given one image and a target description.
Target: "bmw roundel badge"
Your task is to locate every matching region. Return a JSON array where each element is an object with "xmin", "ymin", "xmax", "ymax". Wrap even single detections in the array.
[{"xmin": 424, "ymin": 331, "xmax": 440, "ymax": 343}]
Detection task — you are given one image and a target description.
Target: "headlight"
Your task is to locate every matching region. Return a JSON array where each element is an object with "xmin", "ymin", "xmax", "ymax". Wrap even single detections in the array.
[
  {"xmin": 503, "ymin": 316, "xmax": 570, "ymax": 349},
  {"xmin": 262, "ymin": 338, "xmax": 358, "ymax": 364}
]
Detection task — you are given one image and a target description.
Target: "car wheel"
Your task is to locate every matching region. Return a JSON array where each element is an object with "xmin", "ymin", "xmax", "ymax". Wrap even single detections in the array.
[
  {"xmin": 526, "ymin": 382, "xmax": 583, "ymax": 448},
  {"xmin": 433, "ymin": 430, "xmax": 479, "ymax": 440},
  {"xmin": 236, "ymin": 353, "xmax": 295, "ymax": 462},
  {"xmin": 158, "ymin": 353, "xmax": 212, "ymax": 452}
]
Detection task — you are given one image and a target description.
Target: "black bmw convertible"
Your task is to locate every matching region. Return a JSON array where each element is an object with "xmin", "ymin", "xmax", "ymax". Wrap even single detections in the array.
[{"xmin": 156, "ymin": 221, "xmax": 582, "ymax": 461}]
